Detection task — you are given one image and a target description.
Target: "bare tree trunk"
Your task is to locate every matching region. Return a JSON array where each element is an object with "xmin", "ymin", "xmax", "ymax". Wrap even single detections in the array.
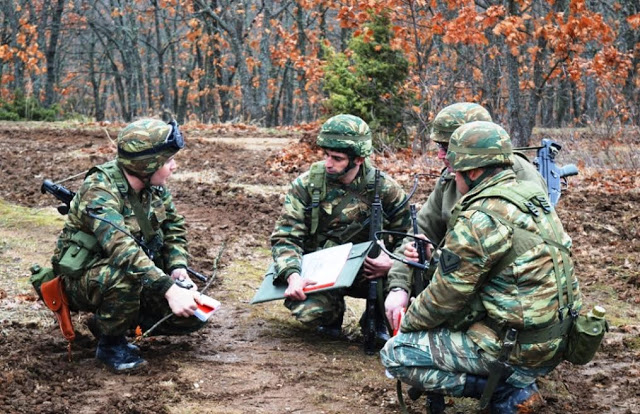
[
  {"xmin": 555, "ymin": 77, "xmax": 570, "ymax": 127},
  {"xmin": 295, "ymin": 3, "xmax": 310, "ymax": 122},
  {"xmin": 43, "ymin": 0, "xmax": 65, "ymax": 107},
  {"xmin": 88, "ymin": 36, "xmax": 105, "ymax": 121}
]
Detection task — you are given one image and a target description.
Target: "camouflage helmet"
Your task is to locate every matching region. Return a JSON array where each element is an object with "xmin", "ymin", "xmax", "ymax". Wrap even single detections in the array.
[
  {"xmin": 431, "ymin": 102, "xmax": 492, "ymax": 144},
  {"xmin": 116, "ymin": 119, "xmax": 184, "ymax": 177},
  {"xmin": 446, "ymin": 121, "xmax": 514, "ymax": 172},
  {"xmin": 317, "ymin": 114, "xmax": 373, "ymax": 157}
]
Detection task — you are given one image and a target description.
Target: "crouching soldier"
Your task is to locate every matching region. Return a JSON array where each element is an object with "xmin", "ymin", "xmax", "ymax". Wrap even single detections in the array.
[
  {"xmin": 51, "ymin": 119, "xmax": 206, "ymax": 372},
  {"xmin": 270, "ymin": 114, "xmax": 410, "ymax": 340},
  {"xmin": 380, "ymin": 121, "xmax": 582, "ymax": 413}
]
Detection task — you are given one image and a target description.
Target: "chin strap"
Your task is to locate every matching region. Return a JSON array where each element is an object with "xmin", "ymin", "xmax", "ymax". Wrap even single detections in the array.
[{"xmin": 462, "ymin": 167, "xmax": 497, "ymax": 190}]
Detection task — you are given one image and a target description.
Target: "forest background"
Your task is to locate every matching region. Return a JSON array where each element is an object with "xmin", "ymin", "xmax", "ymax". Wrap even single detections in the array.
[{"xmin": 2, "ymin": 0, "xmax": 640, "ymax": 147}]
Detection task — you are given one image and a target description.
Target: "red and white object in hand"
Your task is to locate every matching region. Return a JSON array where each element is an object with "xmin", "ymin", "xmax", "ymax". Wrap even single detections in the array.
[{"xmin": 194, "ymin": 294, "xmax": 221, "ymax": 322}]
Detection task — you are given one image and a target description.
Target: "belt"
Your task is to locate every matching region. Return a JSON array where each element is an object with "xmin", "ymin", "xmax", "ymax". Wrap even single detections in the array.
[{"xmin": 484, "ymin": 316, "xmax": 573, "ymax": 344}]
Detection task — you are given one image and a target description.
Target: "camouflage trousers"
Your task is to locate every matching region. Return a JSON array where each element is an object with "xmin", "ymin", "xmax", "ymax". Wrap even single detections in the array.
[
  {"xmin": 63, "ymin": 264, "xmax": 205, "ymax": 337},
  {"xmin": 284, "ymin": 273, "xmax": 377, "ymax": 327},
  {"xmin": 380, "ymin": 327, "xmax": 555, "ymax": 396}
]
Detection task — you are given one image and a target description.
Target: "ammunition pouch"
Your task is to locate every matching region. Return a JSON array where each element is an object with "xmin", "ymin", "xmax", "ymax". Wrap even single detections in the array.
[
  {"xmin": 29, "ymin": 264, "xmax": 56, "ymax": 301},
  {"xmin": 58, "ymin": 230, "xmax": 100, "ymax": 278},
  {"xmin": 40, "ymin": 276, "xmax": 75, "ymax": 342},
  {"xmin": 564, "ymin": 314, "xmax": 607, "ymax": 365}
]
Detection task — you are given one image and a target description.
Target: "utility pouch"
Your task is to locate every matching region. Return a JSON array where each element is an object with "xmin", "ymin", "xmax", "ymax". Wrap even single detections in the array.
[
  {"xmin": 40, "ymin": 276, "xmax": 75, "ymax": 342},
  {"xmin": 446, "ymin": 296, "xmax": 486, "ymax": 331},
  {"xmin": 58, "ymin": 231, "xmax": 100, "ymax": 278},
  {"xmin": 564, "ymin": 314, "xmax": 607, "ymax": 365},
  {"xmin": 29, "ymin": 264, "xmax": 56, "ymax": 301}
]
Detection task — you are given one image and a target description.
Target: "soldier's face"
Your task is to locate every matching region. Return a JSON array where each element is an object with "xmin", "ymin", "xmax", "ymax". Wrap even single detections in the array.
[
  {"xmin": 324, "ymin": 150, "xmax": 351, "ymax": 174},
  {"xmin": 437, "ymin": 142, "xmax": 452, "ymax": 171},
  {"xmin": 150, "ymin": 157, "xmax": 177, "ymax": 186}
]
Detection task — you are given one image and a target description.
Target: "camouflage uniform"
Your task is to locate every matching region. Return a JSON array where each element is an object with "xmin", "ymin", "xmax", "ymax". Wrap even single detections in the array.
[
  {"xmin": 271, "ymin": 114, "xmax": 411, "ymax": 326},
  {"xmin": 53, "ymin": 119, "xmax": 203, "ymax": 337},
  {"xmin": 387, "ymin": 104, "xmax": 548, "ymax": 293},
  {"xmin": 381, "ymin": 121, "xmax": 581, "ymax": 400}
]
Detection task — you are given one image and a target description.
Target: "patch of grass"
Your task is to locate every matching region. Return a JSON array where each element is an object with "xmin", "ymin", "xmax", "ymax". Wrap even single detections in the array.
[
  {"xmin": 582, "ymin": 282, "xmax": 635, "ymax": 327},
  {"xmin": 0, "ymin": 200, "xmax": 64, "ymax": 229},
  {"xmin": 623, "ymin": 336, "xmax": 640, "ymax": 350}
]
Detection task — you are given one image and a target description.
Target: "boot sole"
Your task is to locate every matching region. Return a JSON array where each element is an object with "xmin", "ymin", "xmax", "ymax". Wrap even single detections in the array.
[{"xmin": 97, "ymin": 358, "xmax": 149, "ymax": 374}]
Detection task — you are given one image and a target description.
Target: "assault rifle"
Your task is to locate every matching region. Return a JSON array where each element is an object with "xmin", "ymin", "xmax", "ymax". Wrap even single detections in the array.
[
  {"xmin": 364, "ymin": 169, "xmax": 383, "ymax": 355},
  {"xmin": 527, "ymin": 139, "xmax": 578, "ymax": 206},
  {"xmin": 40, "ymin": 180, "xmax": 207, "ymax": 284}
]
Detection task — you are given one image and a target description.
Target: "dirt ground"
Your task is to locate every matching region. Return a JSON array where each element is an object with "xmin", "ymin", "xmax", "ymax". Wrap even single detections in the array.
[{"xmin": 0, "ymin": 122, "xmax": 638, "ymax": 414}]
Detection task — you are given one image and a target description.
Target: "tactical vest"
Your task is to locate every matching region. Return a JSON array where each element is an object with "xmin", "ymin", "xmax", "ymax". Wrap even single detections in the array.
[
  {"xmin": 89, "ymin": 161, "xmax": 165, "ymax": 263},
  {"xmin": 445, "ymin": 180, "xmax": 576, "ymax": 344},
  {"xmin": 305, "ymin": 160, "xmax": 382, "ymax": 250}
]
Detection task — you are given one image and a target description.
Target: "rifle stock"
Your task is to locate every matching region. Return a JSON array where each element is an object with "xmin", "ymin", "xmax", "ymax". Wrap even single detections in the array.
[{"xmin": 41, "ymin": 179, "xmax": 76, "ymax": 215}]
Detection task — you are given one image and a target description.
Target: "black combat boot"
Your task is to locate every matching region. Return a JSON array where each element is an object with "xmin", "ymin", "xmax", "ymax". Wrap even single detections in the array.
[
  {"xmin": 406, "ymin": 387, "xmax": 445, "ymax": 414},
  {"xmin": 463, "ymin": 375, "xmax": 544, "ymax": 414},
  {"xmin": 87, "ymin": 316, "xmax": 140, "ymax": 353},
  {"xmin": 96, "ymin": 335, "xmax": 147, "ymax": 373},
  {"xmin": 316, "ymin": 313, "xmax": 344, "ymax": 338}
]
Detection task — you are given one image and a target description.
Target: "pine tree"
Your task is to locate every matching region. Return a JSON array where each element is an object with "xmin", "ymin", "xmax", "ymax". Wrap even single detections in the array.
[{"xmin": 323, "ymin": 12, "xmax": 409, "ymax": 148}]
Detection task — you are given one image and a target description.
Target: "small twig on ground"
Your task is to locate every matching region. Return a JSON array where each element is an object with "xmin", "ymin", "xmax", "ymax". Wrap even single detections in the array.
[
  {"xmin": 201, "ymin": 242, "xmax": 226, "ymax": 295},
  {"xmin": 134, "ymin": 243, "xmax": 226, "ymax": 342},
  {"xmin": 135, "ymin": 313, "xmax": 173, "ymax": 343}
]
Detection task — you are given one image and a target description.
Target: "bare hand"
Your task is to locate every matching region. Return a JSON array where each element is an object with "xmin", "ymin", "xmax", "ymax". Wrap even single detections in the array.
[
  {"xmin": 164, "ymin": 284, "xmax": 199, "ymax": 317},
  {"xmin": 404, "ymin": 234, "xmax": 432, "ymax": 263},
  {"xmin": 171, "ymin": 268, "xmax": 197, "ymax": 291},
  {"xmin": 284, "ymin": 273, "xmax": 317, "ymax": 301},
  {"xmin": 363, "ymin": 249, "xmax": 393, "ymax": 280},
  {"xmin": 385, "ymin": 289, "xmax": 409, "ymax": 333}
]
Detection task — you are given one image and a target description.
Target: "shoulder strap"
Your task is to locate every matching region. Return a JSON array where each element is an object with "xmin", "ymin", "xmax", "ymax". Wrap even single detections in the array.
[
  {"xmin": 89, "ymin": 160, "xmax": 129, "ymax": 198},
  {"xmin": 307, "ymin": 162, "xmax": 326, "ymax": 237}
]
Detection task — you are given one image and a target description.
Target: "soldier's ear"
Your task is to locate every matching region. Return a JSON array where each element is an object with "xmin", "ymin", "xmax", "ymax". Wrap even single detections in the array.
[{"xmin": 354, "ymin": 156, "xmax": 365, "ymax": 166}]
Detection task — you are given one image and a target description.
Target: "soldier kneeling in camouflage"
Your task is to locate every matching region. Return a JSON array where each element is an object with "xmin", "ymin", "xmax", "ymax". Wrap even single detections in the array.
[
  {"xmin": 52, "ymin": 119, "xmax": 206, "ymax": 372},
  {"xmin": 270, "ymin": 114, "xmax": 410, "ymax": 339},
  {"xmin": 380, "ymin": 121, "xmax": 582, "ymax": 413}
]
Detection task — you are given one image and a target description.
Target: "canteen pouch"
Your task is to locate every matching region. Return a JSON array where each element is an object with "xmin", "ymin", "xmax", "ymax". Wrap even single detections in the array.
[
  {"xmin": 58, "ymin": 230, "xmax": 100, "ymax": 278},
  {"xmin": 29, "ymin": 264, "xmax": 56, "ymax": 301},
  {"xmin": 41, "ymin": 276, "xmax": 75, "ymax": 342},
  {"xmin": 564, "ymin": 314, "xmax": 607, "ymax": 365}
]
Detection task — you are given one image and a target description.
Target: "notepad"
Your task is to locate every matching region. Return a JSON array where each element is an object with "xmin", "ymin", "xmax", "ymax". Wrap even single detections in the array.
[{"xmin": 301, "ymin": 243, "xmax": 352, "ymax": 292}]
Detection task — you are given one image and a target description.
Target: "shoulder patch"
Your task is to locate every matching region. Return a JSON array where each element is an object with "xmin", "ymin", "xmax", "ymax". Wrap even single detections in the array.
[{"xmin": 439, "ymin": 248, "xmax": 461, "ymax": 274}]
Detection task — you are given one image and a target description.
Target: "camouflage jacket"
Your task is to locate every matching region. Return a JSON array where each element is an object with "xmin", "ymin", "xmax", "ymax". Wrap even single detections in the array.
[
  {"xmin": 400, "ymin": 169, "xmax": 581, "ymax": 368},
  {"xmin": 388, "ymin": 153, "xmax": 548, "ymax": 293},
  {"xmin": 52, "ymin": 160, "xmax": 188, "ymax": 294},
  {"xmin": 270, "ymin": 159, "xmax": 410, "ymax": 283}
]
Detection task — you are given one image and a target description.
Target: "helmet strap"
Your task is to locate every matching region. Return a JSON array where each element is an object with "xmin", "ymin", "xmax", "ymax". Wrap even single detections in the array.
[{"xmin": 463, "ymin": 167, "xmax": 497, "ymax": 189}]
